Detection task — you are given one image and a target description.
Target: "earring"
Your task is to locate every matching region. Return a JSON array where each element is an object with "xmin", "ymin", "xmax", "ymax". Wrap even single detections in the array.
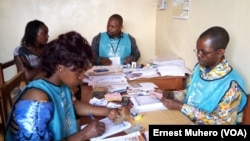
[{"xmin": 59, "ymin": 68, "xmax": 62, "ymax": 72}]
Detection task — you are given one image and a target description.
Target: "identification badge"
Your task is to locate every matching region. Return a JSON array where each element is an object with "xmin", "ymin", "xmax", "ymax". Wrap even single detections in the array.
[{"xmin": 110, "ymin": 57, "xmax": 121, "ymax": 65}]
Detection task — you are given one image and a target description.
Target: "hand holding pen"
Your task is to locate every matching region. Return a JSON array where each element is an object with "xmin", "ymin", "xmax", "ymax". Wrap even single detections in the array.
[
  {"xmin": 88, "ymin": 112, "xmax": 96, "ymax": 121},
  {"xmin": 81, "ymin": 112, "xmax": 105, "ymax": 138}
]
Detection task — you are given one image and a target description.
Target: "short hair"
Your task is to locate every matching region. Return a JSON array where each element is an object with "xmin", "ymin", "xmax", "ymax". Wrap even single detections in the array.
[
  {"xmin": 109, "ymin": 14, "xmax": 123, "ymax": 25},
  {"xmin": 199, "ymin": 26, "xmax": 230, "ymax": 50},
  {"xmin": 41, "ymin": 31, "xmax": 93, "ymax": 77},
  {"xmin": 21, "ymin": 19, "xmax": 46, "ymax": 47}
]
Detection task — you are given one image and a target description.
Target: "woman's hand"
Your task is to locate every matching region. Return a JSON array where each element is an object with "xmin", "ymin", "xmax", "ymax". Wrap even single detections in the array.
[{"xmin": 76, "ymin": 121, "xmax": 105, "ymax": 141}]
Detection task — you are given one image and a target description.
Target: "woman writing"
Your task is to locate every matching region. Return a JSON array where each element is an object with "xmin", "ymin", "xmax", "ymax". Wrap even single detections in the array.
[{"xmin": 6, "ymin": 31, "xmax": 120, "ymax": 140}]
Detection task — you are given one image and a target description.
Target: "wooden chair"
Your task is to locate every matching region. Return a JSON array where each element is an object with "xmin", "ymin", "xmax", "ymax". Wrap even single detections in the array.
[
  {"xmin": 0, "ymin": 71, "xmax": 27, "ymax": 135},
  {"xmin": 242, "ymin": 94, "xmax": 250, "ymax": 124},
  {"xmin": 0, "ymin": 60, "xmax": 15, "ymax": 85}
]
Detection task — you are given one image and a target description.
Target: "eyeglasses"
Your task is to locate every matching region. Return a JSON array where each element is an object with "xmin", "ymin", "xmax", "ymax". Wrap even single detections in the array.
[{"xmin": 193, "ymin": 49, "xmax": 217, "ymax": 56}]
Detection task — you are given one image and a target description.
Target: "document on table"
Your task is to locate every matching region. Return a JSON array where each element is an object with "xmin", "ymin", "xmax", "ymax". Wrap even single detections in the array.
[
  {"xmin": 130, "ymin": 95, "xmax": 167, "ymax": 113},
  {"xmin": 128, "ymin": 82, "xmax": 158, "ymax": 91},
  {"xmin": 95, "ymin": 131, "xmax": 145, "ymax": 141},
  {"xmin": 81, "ymin": 117, "xmax": 131, "ymax": 141},
  {"xmin": 157, "ymin": 65, "xmax": 191, "ymax": 76}
]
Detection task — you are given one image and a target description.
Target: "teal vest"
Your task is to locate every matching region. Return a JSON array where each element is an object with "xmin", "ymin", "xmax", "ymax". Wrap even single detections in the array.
[
  {"xmin": 99, "ymin": 32, "xmax": 131, "ymax": 64},
  {"xmin": 5, "ymin": 79, "xmax": 78, "ymax": 141},
  {"xmin": 184, "ymin": 65, "xmax": 247, "ymax": 114}
]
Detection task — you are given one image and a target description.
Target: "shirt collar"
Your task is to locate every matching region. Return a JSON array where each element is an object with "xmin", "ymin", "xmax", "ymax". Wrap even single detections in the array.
[{"xmin": 200, "ymin": 57, "xmax": 232, "ymax": 80}]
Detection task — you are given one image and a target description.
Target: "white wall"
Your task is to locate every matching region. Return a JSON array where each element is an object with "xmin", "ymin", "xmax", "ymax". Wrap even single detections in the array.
[
  {"xmin": 0, "ymin": 0, "xmax": 156, "ymax": 80},
  {"xmin": 156, "ymin": 0, "xmax": 250, "ymax": 93}
]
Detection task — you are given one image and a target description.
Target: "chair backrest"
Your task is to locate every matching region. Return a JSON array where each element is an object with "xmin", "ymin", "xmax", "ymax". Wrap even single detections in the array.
[
  {"xmin": 242, "ymin": 94, "xmax": 250, "ymax": 124},
  {"xmin": 0, "ymin": 71, "xmax": 27, "ymax": 134},
  {"xmin": 0, "ymin": 60, "xmax": 15, "ymax": 85}
]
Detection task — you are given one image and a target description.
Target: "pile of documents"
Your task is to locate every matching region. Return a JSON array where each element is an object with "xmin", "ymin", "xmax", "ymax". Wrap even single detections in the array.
[
  {"xmin": 150, "ymin": 54, "xmax": 192, "ymax": 76},
  {"xmin": 130, "ymin": 95, "xmax": 167, "ymax": 113},
  {"xmin": 83, "ymin": 65, "xmax": 130, "ymax": 93},
  {"xmin": 123, "ymin": 68, "xmax": 159, "ymax": 80},
  {"xmin": 104, "ymin": 93, "xmax": 122, "ymax": 101}
]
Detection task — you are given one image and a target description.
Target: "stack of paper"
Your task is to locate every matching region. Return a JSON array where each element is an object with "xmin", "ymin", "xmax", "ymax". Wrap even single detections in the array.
[
  {"xmin": 128, "ymin": 82, "xmax": 158, "ymax": 92},
  {"xmin": 150, "ymin": 54, "xmax": 185, "ymax": 66},
  {"xmin": 130, "ymin": 95, "xmax": 167, "ymax": 113},
  {"xmin": 85, "ymin": 75, "xmax": 128, "ymax": 87},
  {"xmin": 124, "ymin": 68, "xmax": 159, "ymax": 80},
  {"xmin": 86, "ymin": 66, "xmax": 123, "ymax": 76},
  {"xmin": 104, "ymin": 93, "xmax": 122, "ymax": 101},
  {"xmin": 106, "ymin": 83, "xmax": 129, "ymax": 93},
  {"xmin": 157, "ymin": 65, "xmax": 191, "ymax": 76}
]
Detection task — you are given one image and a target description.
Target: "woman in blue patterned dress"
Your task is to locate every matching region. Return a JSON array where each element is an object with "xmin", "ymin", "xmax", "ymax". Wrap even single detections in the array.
[{"xmin": 6, "ymin": 31, "xmax": 121, "ymax": 140}]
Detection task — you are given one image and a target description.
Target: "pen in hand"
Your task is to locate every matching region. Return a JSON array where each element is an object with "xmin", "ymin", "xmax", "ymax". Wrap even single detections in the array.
[{"xmin": 88, "ymin": 113, "xmax": 96, "ymax": 121}]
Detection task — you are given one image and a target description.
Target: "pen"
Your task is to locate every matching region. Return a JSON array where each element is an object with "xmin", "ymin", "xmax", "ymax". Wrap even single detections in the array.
[{"xmin": 88, "ymin": 113, "xmax": 96, "ymax": 121}]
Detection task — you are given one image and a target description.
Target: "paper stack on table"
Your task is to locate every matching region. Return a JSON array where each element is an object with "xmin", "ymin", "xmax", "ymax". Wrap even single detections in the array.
[
  {"xmin": 128, "ymin": 82, "xmax": 158, "ymax": 92},
  {"xmin": 130, "ymin": 95, "xmax": 167, "ymax": 113},
  {"xmin": 104, "ymin": 93, "xmax": 122, "ymax": 101}
]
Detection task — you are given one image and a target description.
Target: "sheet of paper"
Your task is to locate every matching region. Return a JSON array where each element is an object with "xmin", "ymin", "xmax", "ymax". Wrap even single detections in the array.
[
  {"xmin": 144, "ymin": 131, "xmax": 149, "ymax": 141},
  {"xmin": 96, "ymin": 131, "xmax": 145, "ymax": 141},
  {"xmin": 81, "ymin": 117, "xmax": 131, "ymax": 141}
]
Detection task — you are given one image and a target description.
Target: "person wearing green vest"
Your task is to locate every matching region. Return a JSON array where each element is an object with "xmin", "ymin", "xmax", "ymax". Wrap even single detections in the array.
[
  {"xmin": 154, "ymin": 26, "xmax": 247, "ymax": 125},
  {"xmin": 5, "ymin": 31, "xmax": 122, "ymax": 141}
]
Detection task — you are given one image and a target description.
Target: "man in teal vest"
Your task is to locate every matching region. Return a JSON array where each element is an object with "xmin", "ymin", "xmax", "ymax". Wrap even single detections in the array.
[
  {"xmin": 158, "ymin": 26, "xmax": 247, "ymax": 125},
  {"xmin": 91, "ymin": 14, "xmax": 140, "ymax": 66}
]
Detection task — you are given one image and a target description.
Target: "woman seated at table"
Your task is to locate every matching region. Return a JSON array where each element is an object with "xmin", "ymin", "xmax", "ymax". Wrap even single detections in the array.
[{"xmin": 6, "ymin": 31, "xmax": 121, "ymax": 141}]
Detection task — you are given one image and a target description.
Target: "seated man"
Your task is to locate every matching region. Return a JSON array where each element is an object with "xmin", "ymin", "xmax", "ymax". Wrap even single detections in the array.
[
  {"xmin": 154, "ymin": 26, "xmax": 247, "ymax": 125},
  {"xmin": 91, "ymin": 14, "xmax": 140, "ymax": 66}
]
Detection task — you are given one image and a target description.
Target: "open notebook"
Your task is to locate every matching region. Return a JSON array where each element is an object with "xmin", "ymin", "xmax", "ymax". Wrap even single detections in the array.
[{"xmin": 81, "ymin": 117, "xmax": 131, "ymax": 141}]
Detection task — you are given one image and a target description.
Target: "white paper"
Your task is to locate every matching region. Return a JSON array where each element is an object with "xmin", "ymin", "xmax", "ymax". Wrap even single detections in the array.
[
  {"xmin": 81, "ymin": 117, "xmax": 131, "ymax": 141},
  {"xmin": 144, "ymin": 131, "xmax": 149, "ymax": 141},
  {"xmin": 88, "ymin": 75, "xmax": 128, "ymax": 87},
  {"xmin": 95, "ymin": 131, "xmax": 144, "ymax": 141},
  {"xmin": 128, "ymin": 82, "xmax": 158, "ymax": 91},
  {"xmin": 157, "ymin": 65, "xmax": 191, "ymax": 76},
  {"xmin": 89, "ymin": 97, "xmax": 108, "ymax": 106},
  {"xmin": 130, "ymin": 95, "xmax": 167, "ymax": 113}
]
